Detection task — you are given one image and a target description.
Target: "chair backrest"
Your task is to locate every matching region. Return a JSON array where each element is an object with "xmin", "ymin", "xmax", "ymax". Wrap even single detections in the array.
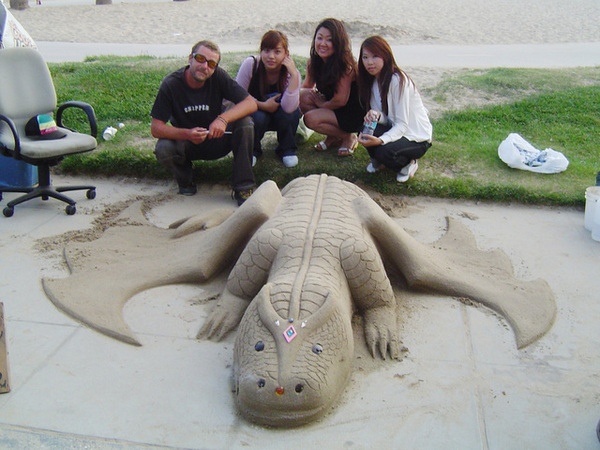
[{"xmin": 0, "ymin": 48, "xmax": 57, "ymax": 129}]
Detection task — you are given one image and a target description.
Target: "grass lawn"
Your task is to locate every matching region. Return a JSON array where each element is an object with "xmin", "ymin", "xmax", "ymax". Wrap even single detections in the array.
[{"xmin": 51, "ymin": 55, "xmax": 600, "ymax": 207}]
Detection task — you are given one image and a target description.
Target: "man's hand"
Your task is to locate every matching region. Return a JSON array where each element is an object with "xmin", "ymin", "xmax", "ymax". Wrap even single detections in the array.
[
  {"xmin": 208, "ymin": 117, "xmax": 227, "ymax": 139},
  {"xmin": 187, "ymin": 127, "xmax": 209, "ymax": 144}
]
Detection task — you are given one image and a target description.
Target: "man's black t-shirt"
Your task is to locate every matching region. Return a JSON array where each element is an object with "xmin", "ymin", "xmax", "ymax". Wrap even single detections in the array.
[{"xmin": 150, "ymin": 66, "xmax": 249, "ymax": 129}]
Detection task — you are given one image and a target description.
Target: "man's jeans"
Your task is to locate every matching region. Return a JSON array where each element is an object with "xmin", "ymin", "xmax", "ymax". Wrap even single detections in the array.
[{"xmin": 154, "ymin": 116, "xmax": 255, "ymax": 191}]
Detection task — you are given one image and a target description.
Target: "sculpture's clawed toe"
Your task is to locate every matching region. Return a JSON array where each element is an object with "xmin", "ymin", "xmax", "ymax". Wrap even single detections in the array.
[
  {"xmin": 197, "ymin": 308, "xmax": 239, "ymax": 341},
  {"xmin": 364, "ymin": 307, "xmax": 402, "ymax": 360},
  {"xmin": 197, "ymin": 289, "xmax": 250, "ymax": 341}
]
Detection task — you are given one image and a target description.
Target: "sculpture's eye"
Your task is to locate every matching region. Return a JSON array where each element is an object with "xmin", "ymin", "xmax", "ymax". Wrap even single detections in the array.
[
  {"xmin": 255, "ymin": 341, "xmax": 265, "ymax": 351},
  {"xmin": 258, "ymin": 379, "xmax": 266, "ymax": 388},
  {"xmin": 295, "ymin": 383, "xmax": 304, "ymax": 393},
  {"xmin": 312, "ymin": 343, "xmax": 323, "ymax": 354}
]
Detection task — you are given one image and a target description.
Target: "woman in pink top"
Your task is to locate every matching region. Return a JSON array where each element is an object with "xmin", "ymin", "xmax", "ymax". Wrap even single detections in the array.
[{"xmin": 236, "ymin": 30, "xmax": 301, "ymax": 168}]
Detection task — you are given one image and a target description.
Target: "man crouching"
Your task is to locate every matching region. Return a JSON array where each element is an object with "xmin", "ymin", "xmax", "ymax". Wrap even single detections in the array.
[{"xmin": 151, "ymin": 40, "xmax": 257, "ymax": 205}]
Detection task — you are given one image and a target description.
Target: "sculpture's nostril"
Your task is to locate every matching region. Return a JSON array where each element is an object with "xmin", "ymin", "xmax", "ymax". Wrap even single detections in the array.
[
  {"xmin": 257, "ymin": 379, "xmax": 265, "ymax": 388},
  {"xmin": 295, "ymin": 383, "xmax": 304, "ymax": 393}
]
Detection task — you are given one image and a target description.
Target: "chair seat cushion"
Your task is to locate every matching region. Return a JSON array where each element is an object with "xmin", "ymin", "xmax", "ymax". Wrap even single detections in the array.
[{"xmin": 1, "ymin": 128, "xmax": 97, "ymax": 160}]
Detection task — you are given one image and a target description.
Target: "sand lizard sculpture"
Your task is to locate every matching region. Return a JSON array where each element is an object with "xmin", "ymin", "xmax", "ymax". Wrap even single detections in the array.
[{"xmin": 43, "ymin": 174, "xmax": 556, "ymax": 426}]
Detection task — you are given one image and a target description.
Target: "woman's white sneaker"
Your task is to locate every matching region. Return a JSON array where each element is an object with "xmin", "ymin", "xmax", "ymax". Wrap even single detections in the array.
[
  {"xmin": 396, "ymin": 160, "xmax": 418, "ymax": 182},
  {"xmin": 282, "ymin": 155, "xmax": 298, "ymax": 168},
  {"xmin": 366, "ymin": 159, "xmax": 381, "ymax": 173}
]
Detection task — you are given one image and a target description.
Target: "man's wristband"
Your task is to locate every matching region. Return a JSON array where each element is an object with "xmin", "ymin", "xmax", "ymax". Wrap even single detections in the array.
[{"xmin": 216, "ymin": 115, "xmax": 228, "ymax": 126}]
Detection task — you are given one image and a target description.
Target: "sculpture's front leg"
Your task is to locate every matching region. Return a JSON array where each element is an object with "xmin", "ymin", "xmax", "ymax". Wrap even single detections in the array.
[
  {"xmin": 340, "ymin": 236, "xmax": 401, "ymax": 360},
  {"xmin": 198, "ymin": 226, "xmax": 283, "ymax": 340},
  {"xmin": 197, "ymin": 287, "xmax": 251, "ymax": 341}
]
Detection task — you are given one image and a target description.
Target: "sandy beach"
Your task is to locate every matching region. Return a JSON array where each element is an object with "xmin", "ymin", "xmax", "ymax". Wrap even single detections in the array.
[{"xmin": 11, "ymin": 0, "xmax": 600, "ymax": 50}]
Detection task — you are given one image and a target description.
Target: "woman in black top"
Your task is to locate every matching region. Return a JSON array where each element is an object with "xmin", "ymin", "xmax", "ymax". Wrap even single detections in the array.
[{"xmin": 300, "ymin": 18, "xmax": 364, "ymax": 156}]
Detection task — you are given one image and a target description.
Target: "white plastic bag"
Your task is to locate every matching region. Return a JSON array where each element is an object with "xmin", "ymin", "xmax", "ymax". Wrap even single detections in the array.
[{"xmin": 498, "ymin": 133, "xmax": 569, "ymax": 174}]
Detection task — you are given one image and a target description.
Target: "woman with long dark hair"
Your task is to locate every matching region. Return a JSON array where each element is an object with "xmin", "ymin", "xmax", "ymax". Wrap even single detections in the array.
[
  {"xmin": 300, "ymin": 18, "xmax": 364, "ymax": 156},
  {"xmin": 357, "ymin": 35, "xmax": 432, "ymax": 182},
  {"xmin": 236, "ymin": 30, "xmax": 301, "ymax": 167}
]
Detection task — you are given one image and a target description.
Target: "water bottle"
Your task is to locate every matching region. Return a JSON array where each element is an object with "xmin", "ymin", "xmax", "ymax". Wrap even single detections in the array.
[{"xmin": 362, "ymin": 121, "xmax": 377, "ymax": 136}]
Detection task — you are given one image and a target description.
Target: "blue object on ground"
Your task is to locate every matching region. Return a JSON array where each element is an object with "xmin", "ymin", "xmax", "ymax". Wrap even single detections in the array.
[{"xmin": 0, "ymin": 154, "xmax": 38, "ymax": 188}]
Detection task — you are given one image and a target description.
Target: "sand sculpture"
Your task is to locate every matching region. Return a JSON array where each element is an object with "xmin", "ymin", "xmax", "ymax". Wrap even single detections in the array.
[{"xmin": 43, "ymin": 174, "xmax": 556, "ymax": 427}]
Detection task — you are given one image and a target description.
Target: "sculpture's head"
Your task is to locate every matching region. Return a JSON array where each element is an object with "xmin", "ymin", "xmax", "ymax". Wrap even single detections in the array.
[{"xmin": 232, "ymin": 283, "xmax": 354, "ymax": 427}]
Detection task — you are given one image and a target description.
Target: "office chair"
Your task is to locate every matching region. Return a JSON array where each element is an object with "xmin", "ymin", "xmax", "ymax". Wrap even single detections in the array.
[{"xmin": 0, "ymin": 47, "xmax": 97, "ymax": 217}]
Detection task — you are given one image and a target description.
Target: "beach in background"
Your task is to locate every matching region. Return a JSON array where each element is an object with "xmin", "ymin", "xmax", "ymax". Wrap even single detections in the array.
[{"xmin": 11, "ymin": 0, "xmax": 600, "ymax": 51}]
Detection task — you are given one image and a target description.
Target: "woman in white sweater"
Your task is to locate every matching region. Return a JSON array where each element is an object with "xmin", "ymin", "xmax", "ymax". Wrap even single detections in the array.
[{"xmin": 357, "ymin": 35, "xmax": 432, "ymax": 182}]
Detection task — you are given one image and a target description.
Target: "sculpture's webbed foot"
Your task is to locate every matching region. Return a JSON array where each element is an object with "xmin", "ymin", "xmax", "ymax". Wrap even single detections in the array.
[
  {"xmin": 363, "ymin": 306, "xmax": 401, "ymax": 360},
  {"xmin": 197, "ymin": 289, "xmax": 249, "ymax": 341}
]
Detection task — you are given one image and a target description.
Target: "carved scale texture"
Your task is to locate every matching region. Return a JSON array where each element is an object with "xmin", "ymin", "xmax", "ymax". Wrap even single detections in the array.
[
  {"xmin": 340, "ymin": 236, "xmax": 395, "ymax": 311},
  {"xmin": 236, "ymin": 175, "xmax": 374, "ymax": 322}
]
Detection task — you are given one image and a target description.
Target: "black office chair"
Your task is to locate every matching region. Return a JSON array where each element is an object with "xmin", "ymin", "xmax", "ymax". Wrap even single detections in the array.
[{"xmin": 0, "ymin": 47, "xmax": 97, "ymax": 217}]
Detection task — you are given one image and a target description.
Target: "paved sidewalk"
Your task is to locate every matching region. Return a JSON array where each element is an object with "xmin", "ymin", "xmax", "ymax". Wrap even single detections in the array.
[
  {"xmin": 37, "ymin": 40, "xmax": 600, "ymax": 68},
  {"xmin": 1, "ymin": 175, "xmax": 599, "ymax": 449}
]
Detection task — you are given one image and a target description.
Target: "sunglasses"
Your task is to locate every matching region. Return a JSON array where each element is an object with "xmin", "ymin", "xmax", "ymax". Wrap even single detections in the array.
[{"xmin": 192, "ymin": 53, "xmax": 219, "ymax": 69}]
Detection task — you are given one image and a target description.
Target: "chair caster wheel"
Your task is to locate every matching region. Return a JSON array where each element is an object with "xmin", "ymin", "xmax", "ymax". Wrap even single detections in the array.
[
  {"xmin": 3, "ymin": 206, "xmax": 14, "ymax": 217},
  {"xmin": 86, "ymin": 188, "xmax": 96, "ymax": 200},
  {"xmin": 65, "ymin": 204, "xmax": 76, "ymax": 215}
]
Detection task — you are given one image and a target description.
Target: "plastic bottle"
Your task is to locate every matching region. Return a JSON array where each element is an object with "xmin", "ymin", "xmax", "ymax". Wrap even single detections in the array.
[{"xmin": 362, "ymin": 121, "xmax": 377, "ymax": 136}]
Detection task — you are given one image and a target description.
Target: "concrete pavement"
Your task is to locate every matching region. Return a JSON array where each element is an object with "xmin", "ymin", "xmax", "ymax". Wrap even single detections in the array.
[
  {"xmin": 37, "ymin": 40, "xmax": 600, "ymax": 68},
  {"xmin": 1, "ymin": 176, "xmax": 599, "ymax": 449}
]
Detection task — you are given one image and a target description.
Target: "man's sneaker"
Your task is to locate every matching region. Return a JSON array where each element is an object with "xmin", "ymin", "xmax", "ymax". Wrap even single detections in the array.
[
  {"xmin": 178, "ymin": 184, "xmax": 197, "ymax": 196},
  {"xmin": 396, "ymin": 160, "xmax": 418, "ymax": 183},
  {"xmin": 282, "ymin": 155, "xmax": 298, "ymax": 168},
  {"xmin": 233, "ymin": 188, "xmax": 254, "ymax": 206},
  {"xmin": 252, "ymin": 155, "xmax": 257, "ymax": 167}
]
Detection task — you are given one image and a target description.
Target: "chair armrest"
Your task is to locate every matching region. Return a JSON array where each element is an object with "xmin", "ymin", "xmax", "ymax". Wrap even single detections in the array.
[
  {"xmin": 0, "ymin": 114, "xmax": 22, "ymax": 160},
  {"xmin": 56, "ymin": 101, "xmax": 98, "ymax": 138}
]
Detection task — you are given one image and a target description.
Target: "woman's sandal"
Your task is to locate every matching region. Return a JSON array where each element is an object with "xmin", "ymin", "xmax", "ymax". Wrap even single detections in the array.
[
  {"xmin": 314, "ymin": 140, "xmax": 329, "ymax": 152},
  {"xmin": 314, "ymin": 137, "xmax": 341, "ymax": 152},
  {"xmin": 337, "ymin": 136, "xmax": 358, "ymax": 157}
]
